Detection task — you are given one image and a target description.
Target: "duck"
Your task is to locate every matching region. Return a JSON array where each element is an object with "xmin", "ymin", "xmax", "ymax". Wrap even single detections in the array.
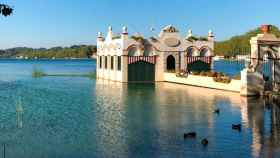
[
  {"xmin": 201, "ymin": 138, "xmax": 208, "ymax": 146},
  {"xmin": 214, "ymin": 108, "xmax": 220, "ymax": 114},
  {"xmin": 184, "ymin": 132, "xmax": 196, "ymax": 139},
  {"xmin": 232, "ymin": 124, "xmax": 241, "ymax": 131}
]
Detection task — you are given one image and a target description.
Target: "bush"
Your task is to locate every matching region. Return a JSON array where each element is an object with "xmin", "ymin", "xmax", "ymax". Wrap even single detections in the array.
[
  {"xmin": 213, "ymin": 75, "xmax": 231, "ymax": 84},
  {"xmin": 200, "ymin": 71, "xmax": 208, "ymax": 76},
  {"xmin": 206, "ymin": 71, "xmax": 217, "ymax": 77},
  {"xmin": 192, "ymin": 71, "xmax": 200, "ymax": 75},
  {"xmin": 167, "ymin": 69, "xmax": 176, "ymax": 73},
  {"xmin": 176, "ymin": 70, "xmax": 188, "ymax": 78}
]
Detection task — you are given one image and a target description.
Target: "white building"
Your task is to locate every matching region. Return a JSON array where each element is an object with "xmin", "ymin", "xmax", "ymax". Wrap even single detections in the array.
[{"xmin": 96, "ymin": 25, "xmax": 214, "ymax": 82}]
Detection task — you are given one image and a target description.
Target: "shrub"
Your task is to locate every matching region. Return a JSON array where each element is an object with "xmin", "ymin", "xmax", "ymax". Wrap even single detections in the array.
[
  {"xmin": 213, "ymin": 75, "xmax": 231, "ymax": 84},
  {"xmin": 186, "ymin": 36, "xmax": 198, "ymax": 42},
  {"xmin": 206, "ymin": 71, "xmax": 218, "ymax": 77},
  {"xmin": 112, "ymin": 36, "xmax": 121, "ymax": 40},
  {"xmin": 200, "ymin": 71, "xmax": 208, "ymax": 76},
  {"xmin": 167, "ymin": 69, "xmax": 176, "ymax": 73},
  {"xmin": 198, "ymin": 37, "xmax": 208, "ymax": 41},
  {"xmin": 192, "ymin": 71, "xmax": 200, "ymax": 75}
]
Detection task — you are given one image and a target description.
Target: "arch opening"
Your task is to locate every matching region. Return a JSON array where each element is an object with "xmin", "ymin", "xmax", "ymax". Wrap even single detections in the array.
[{"xmin": 166, "ymin": 55, "xmax": 176, "ymax": 72}]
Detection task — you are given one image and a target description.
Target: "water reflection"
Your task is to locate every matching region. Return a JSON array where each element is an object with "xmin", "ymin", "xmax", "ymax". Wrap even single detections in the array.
[
  {"xmin": 241, "ymin": 97, "xmax": 280, "ymax": 157},
  {"xmin": 95, "ymin": 79, "xmax": 280, "ymax": 157}
]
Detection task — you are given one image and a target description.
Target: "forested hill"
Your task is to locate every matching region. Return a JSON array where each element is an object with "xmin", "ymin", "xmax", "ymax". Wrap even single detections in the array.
[
  {"xmin": 215, "ymin": 25, "xmax": 280, "ymax": 57},
  {"xmin": 0, "ymin": 45, "xmax": 97, "ymax": 58}
]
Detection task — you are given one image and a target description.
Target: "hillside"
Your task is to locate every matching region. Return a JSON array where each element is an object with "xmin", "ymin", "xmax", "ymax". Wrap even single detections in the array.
[
  {"xmin": 215, "ymin": 25, "xmax": 280, "ymax": 57},
  {"xmin": 0, "ymin": 45, "xmax": 97, "ymax": 59}
]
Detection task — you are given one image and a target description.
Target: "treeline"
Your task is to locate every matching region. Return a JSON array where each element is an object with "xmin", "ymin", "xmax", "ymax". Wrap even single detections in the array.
[
  {"xmin": 0, "ymin": 45, "xmax": 97, "ymax": 58},
  {"xmin": 215, "ymin": 25, "xmax": 280, "ymax": 57}
]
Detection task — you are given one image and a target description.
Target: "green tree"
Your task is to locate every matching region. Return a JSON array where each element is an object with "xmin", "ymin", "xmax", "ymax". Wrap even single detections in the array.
[
  {"xmin": 0, "ymin": 4, "xmax": 13, "ymax": 16},
  {"xmin": 215, "ymin": 25, "xmax": 280, "ymax": 57}
]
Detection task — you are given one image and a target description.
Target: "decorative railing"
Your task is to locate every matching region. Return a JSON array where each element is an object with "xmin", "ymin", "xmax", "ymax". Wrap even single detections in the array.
[
  {"xmin": 186, "ymin": 56, "xmax": 213, "ymax": 64},
  {"xmin": 128, "ymin": 56, "xmax": 156, "ymax": 64}
]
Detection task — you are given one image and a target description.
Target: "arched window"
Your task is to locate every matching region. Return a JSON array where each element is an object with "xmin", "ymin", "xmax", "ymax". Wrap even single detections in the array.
[
  {"xmin": 200, "ymin": 48, "xmax": 210, "ymax": 56},
  {"xmin": 166, "ymin": 55, "xmax": 176, "ymax": 72},
  {"xmin": 105, "ymin": 56, "xmax": 107, "ymax": 69},
  {"xmin": 111, "ymin": 56, "xmax": 114, "ymax": 70},
  {"xmin": 99, "ymin": 56, "xmax": 102, "ymax": 68}
]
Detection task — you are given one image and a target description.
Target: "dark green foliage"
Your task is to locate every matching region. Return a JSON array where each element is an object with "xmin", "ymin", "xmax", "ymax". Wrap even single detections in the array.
[
  {"xmin": 186, "ymin": 36, "xmax": 198, "ymax": 42},
  {"xmin": 0, "ymin": 45, "xmax": 97, "ymax": 58},
  {"xmin": 0, "ymin": 4, "xmax": 13, "ymax": 16},
  {"xmin": 187, "ymin": 36, "xmax": 208, "ymax": 42},
  {"xmin": 112, "ymin": 36, "xmax": 121, "ymax": 40},
  {"xmin": 215, "ymin": 25, "xmax": 280, "ymax": 56},
  {"xmin": 131, "ymin": 35, "xmax": 145, "ymax": 44}
]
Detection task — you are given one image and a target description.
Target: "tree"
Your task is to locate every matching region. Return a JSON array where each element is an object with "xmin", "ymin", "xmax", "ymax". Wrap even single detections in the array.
[{"xmin": 0, "ymin": 4, "xmax": 13, "ymax": 16}]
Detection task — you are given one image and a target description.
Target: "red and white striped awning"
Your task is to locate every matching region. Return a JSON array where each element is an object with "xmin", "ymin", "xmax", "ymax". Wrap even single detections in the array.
[
  {"xmin": 128, "ymin": 56, "xmax": 156, "ymax": 64},
  {"xmin": 186, "ymin": 56, "xmax": 212, "ymax": 64}
]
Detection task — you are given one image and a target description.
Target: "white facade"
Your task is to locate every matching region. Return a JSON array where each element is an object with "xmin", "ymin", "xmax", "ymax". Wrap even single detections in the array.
[{"xmin": 96, "ymin": 25, "xmax": 214, "ymax": 82}]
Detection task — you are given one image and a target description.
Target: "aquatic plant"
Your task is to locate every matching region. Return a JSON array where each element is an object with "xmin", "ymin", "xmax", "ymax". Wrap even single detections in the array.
[
  {"xmin": 32, "ymin": 66, "xmax": 46, "ymax": 78},
  {"xmin": 34, "ymin": 71, "xmax": 96, "ymax": 79},
  {"xmin": 86, "ymin": 72, "xmax": 96, "ymax": 79}
]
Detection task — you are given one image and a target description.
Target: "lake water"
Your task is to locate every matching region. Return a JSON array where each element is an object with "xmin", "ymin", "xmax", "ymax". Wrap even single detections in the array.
[{"xmin": 0, "ymin": 59, "xmax": 279, "ymax": 158}]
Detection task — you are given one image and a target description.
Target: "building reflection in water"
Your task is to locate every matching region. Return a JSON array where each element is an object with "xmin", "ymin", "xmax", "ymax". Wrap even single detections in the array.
[
  {"xmin": 95, "ymin": 79, "xmax": 280, "ymax": 157},
  {"xmin": 95, "ymin": 79, "xmax": 129, "ymax": 157},
  {"xmin": 241, "ymin": 97, "xmax": 280, "ymax": 157}
]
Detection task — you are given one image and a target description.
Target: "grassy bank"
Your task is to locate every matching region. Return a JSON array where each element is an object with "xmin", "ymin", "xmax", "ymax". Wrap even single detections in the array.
[{"xmin": 32, "ymin": 66, "xmax": 95, "ymax": 79}]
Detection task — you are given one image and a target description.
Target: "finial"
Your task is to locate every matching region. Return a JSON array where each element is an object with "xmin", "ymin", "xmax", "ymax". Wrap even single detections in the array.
[
  {"xmin": 187, "ymin": 29, "xmax": 192, "ymax": 38},
  {"xmin": 208, "ymin": 30, "xmax": 213, "ymax": 37},
  {"xmin": 97, "ymin": 32, "xmax": 102, "ymax": 38},
  {"xmin": 122, "ymin": 26, "xmax": 128, "ymax": 34},
  {"xmin": 108, "ymin": 26, "xmax": 112, "ymax": 31}
]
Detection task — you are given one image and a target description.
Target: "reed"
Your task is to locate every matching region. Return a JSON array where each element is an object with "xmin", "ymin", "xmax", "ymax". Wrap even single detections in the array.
[{"xmin": 32, "ymin": 66, "xmax": 46, "ymax": 78}]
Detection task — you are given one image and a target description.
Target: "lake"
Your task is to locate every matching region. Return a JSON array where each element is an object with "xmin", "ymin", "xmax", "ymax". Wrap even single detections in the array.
[{"xmin": 0, "ymin": 59, "xmax": 279, "ymax": 158}]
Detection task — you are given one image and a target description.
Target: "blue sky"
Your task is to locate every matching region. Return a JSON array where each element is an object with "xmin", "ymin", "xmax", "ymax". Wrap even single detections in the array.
[{"xmin": 0, "ymin": 0, "xmax": 279, "ymax": 49}]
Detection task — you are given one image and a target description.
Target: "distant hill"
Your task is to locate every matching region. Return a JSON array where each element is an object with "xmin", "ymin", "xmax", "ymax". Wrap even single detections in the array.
[
  {"xmin": 0, "ymin": 45, "xmax": 97, "ymax": 59},
  {"xmin": 215, "ymin": 25, "xmax": 280, "ymax": 57}
]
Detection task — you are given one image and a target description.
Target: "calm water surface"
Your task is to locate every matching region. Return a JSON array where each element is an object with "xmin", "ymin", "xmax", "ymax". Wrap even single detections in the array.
[{"xmin": 0, "ymin": 59, "xmax": 279, "ymax": 158}]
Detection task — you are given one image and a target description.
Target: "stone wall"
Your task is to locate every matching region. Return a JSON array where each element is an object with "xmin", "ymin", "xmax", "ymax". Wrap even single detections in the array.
[{"xmin": 164, "ymin": 73, "xmax": 241, "ymax": 92}]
